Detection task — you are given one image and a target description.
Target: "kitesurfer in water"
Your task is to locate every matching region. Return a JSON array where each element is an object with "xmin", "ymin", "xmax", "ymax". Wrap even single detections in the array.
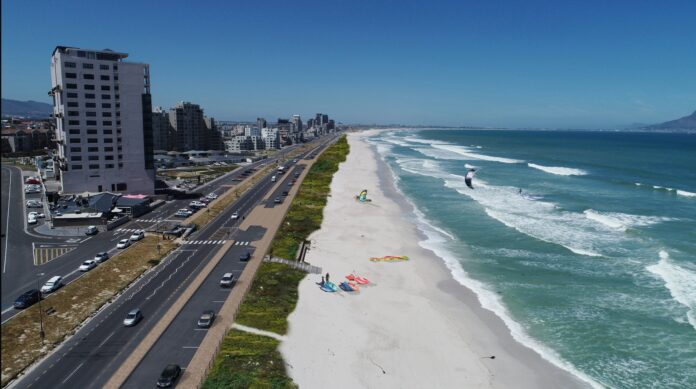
[{"xmin": 518, "ymin": 188, "xmax": 522, "ymax": 195}]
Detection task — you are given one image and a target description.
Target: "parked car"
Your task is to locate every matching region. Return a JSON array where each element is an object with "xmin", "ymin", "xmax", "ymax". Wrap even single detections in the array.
[
  {"xmin": 14, "ymin": 289, "xmax": 41, "ymax": 309},
  {"xmin": 287, "ymin": 181, "xmax": 293, "ymax": 186},
  {"xmin": 40, "ymin": 276, "xmax": 63, "ymax": 294},
  {"xmin": 274, "ymin": 197, "xmax": 282, "ymax": 204},
  {"xmin": 85, "ymin": 225, "xmax": 98, "ymax": 235},
  {"xmin": 28, "ymin": 211, "xmax": 45, "ymax": 219},
  {"xmin": 240, "ymin": 251, "xmax": 251, "ymax": 262},
  {"xmin": 129, "ymin": 230, "xmax": 145, "ymax": 242},
  {"xmin": 26, "ymin": 200, "xmax": 42, "ymax": 208},
  {"xmin": 156, "ymin": 364, "xmax": 181, "ymax": 388},
  {"xmin": 123, "ymin": 308, "xmax": 143, "ymax": 327},
  {"xmin": 27, "ymin": 215, "xmax": 38, "ymax": 224},
  {"xmin": 79, "ymin": 259, "xmax": 97, "ymax": 272},
  {"xmin": 197, "ymin": 310, "xmax": 216, "ymax": 328},
  {"xmin": 206, "ymin": 193, "xmax": 218, "ymax": 200},
  {"xmin": 163, "ymin": 225, "xmax": 185, "ymax": 237},
  {"xmin": 271, "ymin": 175, "xmax": 277, "ymax": 182},
  {"xmin": 24, "ymin": 185, "xmax": 41, "ymax": 194},
  {"xmin": 230, "ymin": 212, "xmax": 239, "ymax": 220},
  {"xmin": 198, "ymin": 197, "xmax": 211, "ymax": 204},
  {"xmin": 189, "ymin": 201, "xmax": 206, "ymax": 208},
  {"xmin": 294, "ymin": 172, "xmax": 300, "ymax": 178},
  {"xmin": 174, "ymin": 209, "xmax": 192, "ymax": 218},
  {"xmin": 116, "ymin": 239, "xmax": 131, "ymax": 249},
  {"xmin": 94, "ymin": 252, "xmax": 109, "ymax": 263},
  {"xmin": 24, "ymin": 177, "xmax": 41, "ymax": 185},
  {"xmin": 220, "ymin": 273, "xmax": 234, "ymax": 287},
  {"xmin": 281, "ymin": 191, "xmax": 289, "ymax": 196}
]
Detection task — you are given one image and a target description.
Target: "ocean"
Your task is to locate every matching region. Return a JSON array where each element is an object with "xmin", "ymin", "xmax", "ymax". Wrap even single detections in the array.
[{"xmin": 368, "ymin": 129, "xmax": 696, "ymax": 389}]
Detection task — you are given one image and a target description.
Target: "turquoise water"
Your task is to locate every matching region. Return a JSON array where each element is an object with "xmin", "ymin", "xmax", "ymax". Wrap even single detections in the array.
[{"xmin": 369, "ymin": 129, "xmax": 696, "ymax": 389}]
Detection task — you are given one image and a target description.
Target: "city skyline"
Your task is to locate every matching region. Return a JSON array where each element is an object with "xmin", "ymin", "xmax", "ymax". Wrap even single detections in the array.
[{"xmin": 2, "ymin": 0, "xmax": 696, "ymax": 128}]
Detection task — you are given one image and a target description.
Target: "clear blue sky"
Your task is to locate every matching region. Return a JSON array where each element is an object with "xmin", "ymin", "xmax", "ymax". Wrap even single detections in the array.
[{"xmin": 2, "ymin": 0, "xmax": 695, "ymax": 128}]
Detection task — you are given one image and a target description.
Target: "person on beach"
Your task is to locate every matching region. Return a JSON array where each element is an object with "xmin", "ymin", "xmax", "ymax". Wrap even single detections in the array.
[
  {"xmin": 326, "ymin": 272, "xmax": 330, "ymax": 283},
  {"xmin": 320, "ymin": 276, "xmax": 325, "ymax": 286}
]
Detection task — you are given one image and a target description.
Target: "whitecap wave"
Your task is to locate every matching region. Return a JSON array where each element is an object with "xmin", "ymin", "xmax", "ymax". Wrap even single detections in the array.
[
  {"xmin": 403, "ymin": 135, "xmax": 444, "ymax": 145},
  {"xmin": 413, "ymin": 147, "xmax": 468, "ymax": 160},
  {"xmin": 646, "ymin": 251, "xmax": 696, "ymax": 330},
  {"xmin": 528, "ymin": 163, "xmax": 587, "ymax": 176},
  {"xmin": 583, "ymin": 210, "xmax": 673, "ymax": 232},
  {"xmin": 676, "ymin": 189, "xmax": 696, "ymax": 198},
  {"xmin": 431, "ymin": 144, "xmax": 524, "ymax": 164}
]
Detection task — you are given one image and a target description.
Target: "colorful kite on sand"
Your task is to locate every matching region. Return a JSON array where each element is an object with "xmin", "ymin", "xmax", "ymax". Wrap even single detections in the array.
[
  {"xmin": 355, "ymin": 189, "xmax": 372, "ymax": 203},
  {"xmin": 369, "ymin": 255, "xmax": 409, "ymax": 262}
]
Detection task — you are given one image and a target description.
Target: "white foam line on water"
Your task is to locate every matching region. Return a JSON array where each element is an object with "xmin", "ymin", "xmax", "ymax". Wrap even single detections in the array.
[
  {"xmin": 646, "ymin": 251, "xmax": 696, "ymax": 331},
  {"xmin": 372, "ymin": 141, "xmax": 603, "ymax": 388},
  {"xmin": 528, "ymin": 163, "xmax": 587, "ymax": 176},
  {"xmin": 676, "ymin": 189, "xmax": 696, "ymax": 198},
  {"xmin": 431, "ymin": 143, "xmax": 524, "ymax": 164},
  {"xmin": 583, "ymin": 209, "xmax": 674, "ymax": 232}
]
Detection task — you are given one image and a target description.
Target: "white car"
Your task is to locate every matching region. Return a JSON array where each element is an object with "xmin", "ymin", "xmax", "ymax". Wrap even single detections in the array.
[
  {"xmin": 26, "ymin": 200, "xmax": 42, "ymax": 208},
  {"xmin": 27, "ymin": 215, "xmax": 38, "ymax": 224},
  {"xmin": 129, "ymin": 230, "xmax": 145, "ymax": 242},
  {"xmin": 79, "ymin": 260, "xmax": 97, "ymax": 272},
  {"xmin": 116, "ymin": 239, "xmax": 131, "ymax": 249},
  {"xmin": 207, "ymin": 193, "xmax": 218, "ymax": 200},
  {"xmin": 28, "ymin": 212, "xmax": 45, "ymax": 219},
  {"xmin": 189, "ymin": 201, "xmax": 206, "ymax": 208},
  {"xmin": 41, "ymin": 276, "xmax": 63, "ymax": 294},
  {"xmin": 230, "ymin": 212, "xmax": 239, "ymax": 220}
]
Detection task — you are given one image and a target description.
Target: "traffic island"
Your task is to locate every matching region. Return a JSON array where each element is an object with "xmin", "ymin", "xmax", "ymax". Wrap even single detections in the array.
[{"xmin": 0, "ymin": 236, "xmax": 177, "ymax": 387}]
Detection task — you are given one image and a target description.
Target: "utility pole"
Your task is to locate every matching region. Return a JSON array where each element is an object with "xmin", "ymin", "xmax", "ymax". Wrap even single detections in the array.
[{"xmin": 36, "ymin": 272, "xmax": 45, "ymax": 345}]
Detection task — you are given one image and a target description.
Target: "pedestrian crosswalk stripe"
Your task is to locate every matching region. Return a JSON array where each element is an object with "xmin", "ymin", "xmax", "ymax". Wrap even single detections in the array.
[
  {"xmin": 182, "ymin": 240, "xmax": 228, "ymax": 245},
  {"xmin": 33, "ymin": 246, "xmax": 77, "ymax": 265},
  {"xmin": 135, "ymin": 218, "xmax": 164, "ymax": 223}
]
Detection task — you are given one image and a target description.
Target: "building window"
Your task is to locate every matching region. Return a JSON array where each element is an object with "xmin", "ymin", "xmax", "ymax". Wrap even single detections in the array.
[
  {"xmin": 118, "ymin": 154, "xmax": 123, "ymax": 159},
  {"xmin": 100, "ymin": 64, "xmax": 109, "ymax": 70},
  {"xmin": 105, "ymin": 155, "xmax": 114, "ymax": 160},
  {"xmin": 105, "ymin": 163, "xmax": 114, "ymax": 168},
  {"xmin": 104, "ymin": 138, "xmax": 114, "ymax": 143},
  {"xmin": 86, "ymin": 111, "xmax": 96, "ymax": 117},
  {"xmin": 100, "ymin": 75, "xmax": 110, "ymax": 81},
  {"xmin": 86, "ymin": 102, "xmax": 96, "ymax": 108},
  {"xmin": 102, "ymin": 112, "xmax": 112, "ymax": 117},
  {"xmin": 70, "ymin": 147, "xmax": 81, "ymax": 152},
  {"xmin": 101, "ymin": 85, "xmax": 110, "ymax": 91},
  {"xmin": 118, "ymin": 163, "xmax": 123, "ymax": 168},
  {"xmin": 89, "ymin": 164, "xmax": 99, "ymax": 169},
  {"xmin": 113, "ymin": 65, "xmax": 118, "ymax": 71},
  {"xmin": 70, "ymin": 156, "xmax": 82, "ymax": 161},
  {"xmin": 87, "ymin": 129, "xmax": 97, "ymax": 134},
  {"xmin": 88, "ymin": 147, "xmax": 98, "ymax": 152},
  {"xmin": 72, "ymin": 164, "xmax": 82, "ymax": 170},
  {"xmin": 82, "ymin": 63, "xmax": 93, "ymax": 69},
  {"xmin": 66, "ymin": 84, "xmax": 77, "ymax": 89},
  {"xmin": 116, "ymin": 182, "xmax": 127, "ymax": 191},
  {"xmin": 83, "ymin": 73, "xmax": 94, "ymax": 80},
  {"xmin": 103, "ymin": 120, "xmax": 112, "ymax": 125},
  {"xmin": 103, "ymin": 129, "xmax": 113, "ymax": 134},
  {"xmin": 117, "ymin": 145, "xmax": 122, "ymax": 151},
  {"xmin": 115, "ymin": 94, "xmax": 120, "ymax": 99},
  {"xmin": 68, "ymin": 111, "xmax": 79, "ymax": 116},
  {"xmin": 70, "ymin": 138, "xmax": 81, "ymax": 144},
  {"xmin": 88, "ymin": 155, "xmax": 99, "ymax": 161},
  {"xmin": 68, "ymin": 120, "xmax": 79, "ymax": 125},
  {"xmin": 67, "ymin": 92, "xmax": 78, "ymax": 98},
  {"xmin": 101, "ymin": 94, "xmax": 111, "ymax": 99},
  {"xmin": 84, "ymin": 84, "xmax": 95, "ymax": 90},
  {"xmin": 87, "ymin": 138, "xmax": 98, "ymax": 143},
  {"xmin": 86, "ymin": 120, "xmax": 97, "ymax": 125},
  {"xmin": 68, "ymin": 129, "xmax": 80, "ymax": 135},
  {"xmin": 64, "ymin": 62, "xmax": 76, "ymax": 68},
  {"xmin": 114, "ymin": 76, "xmax": 119, "ymax": 81},
  {"xmin": 85, "ymin": 93, "xmax": 95, "ymax": 99},
  {"xmin": 67, "ymin": 101, "xmax": 78, "ymax": 107},
  {"xmin": 65, "ymin": 72, "xmax": 77, "ymax": 79},
  {"xmin": 101, "ymin": 103, "xmax": 111, "ymax": 108},
  {"xmin": 104, "ymin": 147, "xmax": 114, "ymax": 152}
]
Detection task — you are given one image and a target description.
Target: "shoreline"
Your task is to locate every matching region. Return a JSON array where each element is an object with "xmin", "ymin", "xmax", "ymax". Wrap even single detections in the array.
[{"xmin": 280, "ymin": 131, "xmax": 590, "ymax": 388}]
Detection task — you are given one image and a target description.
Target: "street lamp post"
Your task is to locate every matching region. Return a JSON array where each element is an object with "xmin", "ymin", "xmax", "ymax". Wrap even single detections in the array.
[{"xmin": 36, "ymin": 272, "xmax": 45, "ymax": 345}]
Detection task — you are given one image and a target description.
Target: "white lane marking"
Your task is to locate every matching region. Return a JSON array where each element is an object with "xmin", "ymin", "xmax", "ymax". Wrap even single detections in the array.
[
  {"xmin": 2, "ymin": 306, "xmax": 14, "ymax": 315},
  {"xmin": 97, "ymin": 330, "xmax": 115, "ymax": 348},
  {"xmin": 3, "ymin": 166, "xmax": 12, "ymax": 273},
  {"xmin": 61, "ymin": 361, "xmax": 85, "ymax": 384},
  {"xmin": 145, "ymin": 251, "xmax": 196, "ymax": 300}
]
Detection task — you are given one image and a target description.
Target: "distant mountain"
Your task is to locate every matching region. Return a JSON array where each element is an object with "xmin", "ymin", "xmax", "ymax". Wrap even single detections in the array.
[
  {"xmin": 644, "ymin": 110, "xmax": 696, "ymax": 130},
  {"xmin": 1, "ymin": 98, "xmax": 52, "ymax": 119}
]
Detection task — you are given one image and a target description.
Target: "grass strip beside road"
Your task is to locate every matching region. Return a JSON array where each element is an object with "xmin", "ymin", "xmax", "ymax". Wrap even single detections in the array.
[
  {"xmin": 202, "ymin": 329, "xmax": 294, "ymax": 389},
  {"xmin": 0, "ymin": 236, "xmax": 177, "ymax": 387},
  {"xmin": 202, "ymin": 135, "xmax": 348, "ymax": 388}
]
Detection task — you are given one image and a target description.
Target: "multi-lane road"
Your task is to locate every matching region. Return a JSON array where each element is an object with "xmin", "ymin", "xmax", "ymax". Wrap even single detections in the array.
[
  {"xmin": 6, "ymin": 134, "xmax": 338, "ymax": 389},
  {"xmin": 1, "ymin": 143, "xmax": 304, "ymax": 323}
]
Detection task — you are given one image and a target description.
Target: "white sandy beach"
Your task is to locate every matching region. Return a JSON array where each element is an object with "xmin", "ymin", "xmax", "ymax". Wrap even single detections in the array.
[{"xmin": 280, "ymin": 132, "xmax": 588, "ymax": 388}]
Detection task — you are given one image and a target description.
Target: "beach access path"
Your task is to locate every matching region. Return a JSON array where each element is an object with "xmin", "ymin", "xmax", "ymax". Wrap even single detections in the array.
[{"xmin": 279, "ymin": 131, "xmax": 590, "ymax": 389}]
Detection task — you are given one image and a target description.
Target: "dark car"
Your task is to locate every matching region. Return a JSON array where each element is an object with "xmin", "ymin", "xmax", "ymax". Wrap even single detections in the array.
[
  {"xmin": 164, "ymin": 225, "xmax": 185, "ymax": 237},
  {"xmin": 274, "ymin": 197, "xmax": 282, "ymax": 204},
  {"xmin": 14, "ymin": 289, "xmax": 41, "ymax": 309},
  {"xmin": 94, "ymin": 252, "xmax": 110, "ymax": 263},
  {"xmin": 281, "ymin": 191, "xmax": 289, "ymax": 196},
  {"xmin": 294, "ymin": 172, "xmax": 300, "ymax": 178},
  {"xmin": 240, "ymin": 252, "xmax": 251, "ymax": 262},
  {"xmin": 197, "ymin": 310, "xmax": 216, "ymax": 328},
  {"xmin": 156, "ymin": 364, "xmax": 181, "ymax": 387}
]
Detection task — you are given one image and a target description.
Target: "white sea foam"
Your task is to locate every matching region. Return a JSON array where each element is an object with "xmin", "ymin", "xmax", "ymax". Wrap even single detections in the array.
[
  {"xmin": 403, "ymin": 135, "xmax": 444, "ymax": 145},
  {"xmin": 528, "ymin": 163, "xmax": 587, "ymax": 176},
  {"xmin": 635, "ymin": 182, "xmax": 643, "ymax": 186},
  {"xmin": 413, "ymin": 147, "xmax": 468, "ymax": 160},
  {"xmin": 583, "ymin": 210, "xmax": 673, "ymax": 232},
  {"xmin": 382, "ymin": 138, "xmax": 411, "ymax": 147},
  {"xmin": 646, "ymin": 251, "xmax": 696, "ymax": 330},
  {"xmin": 464, "ymin": 163, "xmax": 477, "ymax": 169},
  {"xmin": 431, "ymin": 144, "xmax": 524, "ymax": 164},
  {"xmin": 676, "ymin": 189, "xmax": 696, "ymax": 198}
]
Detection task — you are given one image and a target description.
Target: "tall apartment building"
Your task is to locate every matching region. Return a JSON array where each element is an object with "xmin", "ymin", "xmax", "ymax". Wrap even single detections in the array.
[
  {"xmin": 152, "ymin": 106, "xmax": 172, "ymax": 151},
  {"xmin": 292, "ymin": 115, "xmax": 303, "ymax": 133},
  {"xmin": 168, "ymin": 102, "xmax": 222, "ymax": 151},
  {"xmin": 257, "ymin": 117, "xmax": 267, "ymax": 129},
  {"xmin": 49, "ymin": 46, "xmax": 155, "ymax": 194}
]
